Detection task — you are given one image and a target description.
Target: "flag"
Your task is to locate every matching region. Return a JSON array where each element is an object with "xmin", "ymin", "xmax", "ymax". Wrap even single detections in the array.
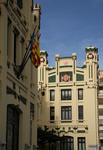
[{"xmin": 31, "ymin": 32, "xmax": 40, "ymax": 68}]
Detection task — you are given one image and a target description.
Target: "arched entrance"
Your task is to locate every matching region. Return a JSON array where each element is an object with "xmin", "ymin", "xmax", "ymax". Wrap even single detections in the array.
[
  {"xmin": 60, "ymin": 136, "xmax": 74, "ymax": 150},
  {"xmin": 6, "ymin": 105, "xmax": 20, "ymax": 150}
]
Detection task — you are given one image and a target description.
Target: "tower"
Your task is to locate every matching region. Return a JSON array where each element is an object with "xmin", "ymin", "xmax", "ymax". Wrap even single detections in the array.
[
  {"xmin": 85, "ymin": 46, "xmax": 99, "ymax": 150},
  {"xmin": 85, "ymin": 46, "xmax": 98, "ymax": 83},
  {"xmin": 38, "ymin": 50, "xmax": 48, "ymax": 86}
]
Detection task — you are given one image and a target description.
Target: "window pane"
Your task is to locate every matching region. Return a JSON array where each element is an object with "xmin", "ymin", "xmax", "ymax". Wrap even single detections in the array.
[
  {"xmin": 99, "ymin": 119, "xmax": 103, "ymax": 126},
  {"xmin": 61, "ymin": 106, "xmax": 72, "ymax": 120},
  {"xmin": 78, "ymin": 106, "xmax": 83, "ymax": 120},
  {"xmin": 99, "ymin": 109, "xmax": 103, "ymax": 115},
  {"xmin": 78, "ymin": 137, "xmax": 86, "ymax": 150},
  {"xmin": 61, "ymin": 89, "xmax": 72, "ymax": 100},
  {"xmin": 78, "ymin": 89, "xmax": 83, "ymax": 100},
  {"xmin": 50, "ymin": 90, "xmax": 55, "ymax": 101},
  {"xmin": 50, "ymin": 107, "xmax": 55, "ymax": 121}
]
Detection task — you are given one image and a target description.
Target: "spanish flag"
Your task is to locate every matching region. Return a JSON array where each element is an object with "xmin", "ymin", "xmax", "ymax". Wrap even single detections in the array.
[{"xmin": 31, "ymin": 32, "xmax": 40, "ymax": 68}]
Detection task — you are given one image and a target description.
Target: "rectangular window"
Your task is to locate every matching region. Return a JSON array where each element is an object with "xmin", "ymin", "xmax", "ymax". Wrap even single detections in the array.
[
  {"xmin": 14, "ymin": 33, "xmax": 17, "ymax": 64},
  {"xmin": 17, "ymin": 0, "xmax": 23, "ymax": 9},
  {"xmin": 78, "ymin": 137, "xmax": 86, "ymax": 150},
  {"xmin": 61, "ymin": 106, "xmax": 72, "ymax": 120},
  {"xmin": 78, "ymin": 89, "xmax": 83, "ymax": 100},
  {"xmin": 98, "ymin": 98, "xmax": 103, "ymax": 105},
  {"xmin": 99, "ymin": 87, "xmax": 103, "ymax": 94},
  {"xmin": 61, "ymin": 89, "xmax": 72, "ymax": 100},
  {"xmin": 30, "ymin": 103, "xmax": 34, "ymax": 120},
  {"xmin": 78, "ymin": 106, "xmax": 83, "ymax": 120},
  {"xmin": 99, "ymin": 119, "xmax": 103, "ymax": 126},
  {"xmin": 50, "ymin": 90, "xmax": 55, "ymax": 101},
  {"xmin": 99, "ymin": 131, "xmax": 103, "ymax": 138},
  {"xmin": 50, "ymin": 107, "xmax": 55, "ymax": 122},
  {"xmin": 13, "ymin": 28, "xmax": 19, "ymax": 65},
  {"xmin": 7, "ymin": 18, "xmax": 11, "ymax": 58},
  {"xmin": 99, "ymin": 109, "xmax": 103, "ymax": 116}
]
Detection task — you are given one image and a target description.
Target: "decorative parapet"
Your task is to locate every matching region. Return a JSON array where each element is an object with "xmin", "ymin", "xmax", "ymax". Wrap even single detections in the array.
[
  {"xmin": 40, "ymin": 51, "xmax": 48, "ymax": 57},
  {"xmin": 59, "ymin": 65, "xmax": 72, "ymax": 68},
  {"xmin": 85, "ymin": 46, "xmax": 98, "ymax": 53}
]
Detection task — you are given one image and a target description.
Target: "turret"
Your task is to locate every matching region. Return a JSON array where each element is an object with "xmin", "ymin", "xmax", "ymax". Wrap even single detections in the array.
[
  {"xmin": 33, "ymin": 4, "xmax": 41, "ymax": 30},
  {"xmin": 38, "ymin": 50, "xmax": 48, "ymax": 88},
  {"xmin": 85, "ymin": 46, "xmax": 98, "ymax": 84},
  {"xmin": 40, "ymin": 50, "xmax": 48, "ymax": 66}
]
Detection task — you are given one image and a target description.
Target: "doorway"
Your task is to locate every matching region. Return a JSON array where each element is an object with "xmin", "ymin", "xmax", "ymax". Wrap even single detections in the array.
[{"xmin": 6, "ymin": 105, "xmax": 20, "ymax": 150}]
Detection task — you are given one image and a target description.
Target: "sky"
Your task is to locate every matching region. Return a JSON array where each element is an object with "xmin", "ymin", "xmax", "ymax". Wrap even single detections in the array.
[{"xmin": 34, "ymin": 0, "xmax": 103, "ymax": 69}]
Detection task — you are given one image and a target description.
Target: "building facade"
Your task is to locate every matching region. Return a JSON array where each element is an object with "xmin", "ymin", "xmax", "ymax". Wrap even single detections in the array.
[
  {"xmin": 38, "ymin": 47, "xmax": 99, "ymax": 150},
  {"xmin": 98, "ymin": 70, "xmax": 103, "ymax": 149},
  {"xmin": 0, "ymin": 0, "xmax": 41, "ymax": 150}
]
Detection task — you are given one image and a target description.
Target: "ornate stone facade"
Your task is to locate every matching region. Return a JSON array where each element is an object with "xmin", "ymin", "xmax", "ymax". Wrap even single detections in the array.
[
  {"xmin": 38, "ymin": 47, "xmax": 99, "ymax": 150},
  {"xmin": 0, "ymin": 0, "xmax": 41, "ymax": 150}
]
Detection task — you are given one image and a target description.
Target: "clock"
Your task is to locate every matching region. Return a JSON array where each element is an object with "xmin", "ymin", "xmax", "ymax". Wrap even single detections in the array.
[
  {"xmin": 40, "ymin": 57, "xmax": 45, "ymax": 62},
  {"xmin": 87, "ymin": 53, "xmax": 94, "ymax": 59}
]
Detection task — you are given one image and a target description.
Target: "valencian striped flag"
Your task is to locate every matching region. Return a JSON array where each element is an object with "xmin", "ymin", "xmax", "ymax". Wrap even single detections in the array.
[{"xmin": 31, "ymin": 32, "xmax": 40, "ymax": 68}]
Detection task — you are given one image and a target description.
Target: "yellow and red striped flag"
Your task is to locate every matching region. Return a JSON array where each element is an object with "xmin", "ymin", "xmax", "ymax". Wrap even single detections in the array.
[{"xmin": 31, "ymin": 32, "xmax": 40, "ymax": 68}]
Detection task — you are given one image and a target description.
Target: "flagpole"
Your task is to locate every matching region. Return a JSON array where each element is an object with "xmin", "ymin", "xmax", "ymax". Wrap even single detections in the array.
[
  {"xmin": 19, "ymin": 29, "xmax": 39, "ymax": 70},
  {"xmin": 21, "ymin": 26, "xmax": 37, "ymax": 65},
  {"xmin": 15, "ymin": 26, "xmax": 40, "ymax": 78}
]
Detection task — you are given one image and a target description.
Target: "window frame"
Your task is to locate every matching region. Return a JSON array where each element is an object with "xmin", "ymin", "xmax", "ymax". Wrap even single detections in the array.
[
  {"xmin": 78, "ymin": 88, "xmax": 83, "ymax": 100},
  {"xmin": 61, "ymin": 89, "xmax": 72, "ymax": 100},
  {"xmin": 61, "ymin": 106, "xmax": 72, "ymax": 120},
  {"xmin": 50, "ymin": 90, "xmax": 55, "ymax": 101},
  {"xmin": 50, "ymin": 106, "xmax": 55, "ymax": 122},
  {"xmin": 78, "ymin": 137, "xmax": 86, "ymax": 150},
  {"xmin": 78, "ymin": 105, "xmax": 83, "ymax": 120}
]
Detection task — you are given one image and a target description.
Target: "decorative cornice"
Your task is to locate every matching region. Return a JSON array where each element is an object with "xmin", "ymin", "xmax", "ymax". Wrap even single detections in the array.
[
  {"xmin": 48, "ymin": 86, "xmax": 56, "ymax": 88},
  {"xmin": 40, "ymin": 51, "xmax": 48, "ymax": 57},
  {"xmin": 76, "ymin": 85, "xmax": 84, "ymax": 86},
  {"xmin": 76, "ymin": 70, "xmax": 84, "ymax": 73},
  {"xmin": 46, "ymin": 67, "xmax": 55, "ymax": 71},
  {"xmin": 59, "ymin": 65, "xmax": 72, "ymax": 68},
  {"xmin": 60, "ymin": 57, "xmax": 72, "ymax": 59},
  {"xmin": 85, "ymin": 47, "xmax": 98, "ymax": 53},
  {"xmin": 48, "ymin": 72, "xmax": 56, "ymax": 75},
  {"xmin": 59, "ymin": 85, "xmax": 73, "ymax": 87}
]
